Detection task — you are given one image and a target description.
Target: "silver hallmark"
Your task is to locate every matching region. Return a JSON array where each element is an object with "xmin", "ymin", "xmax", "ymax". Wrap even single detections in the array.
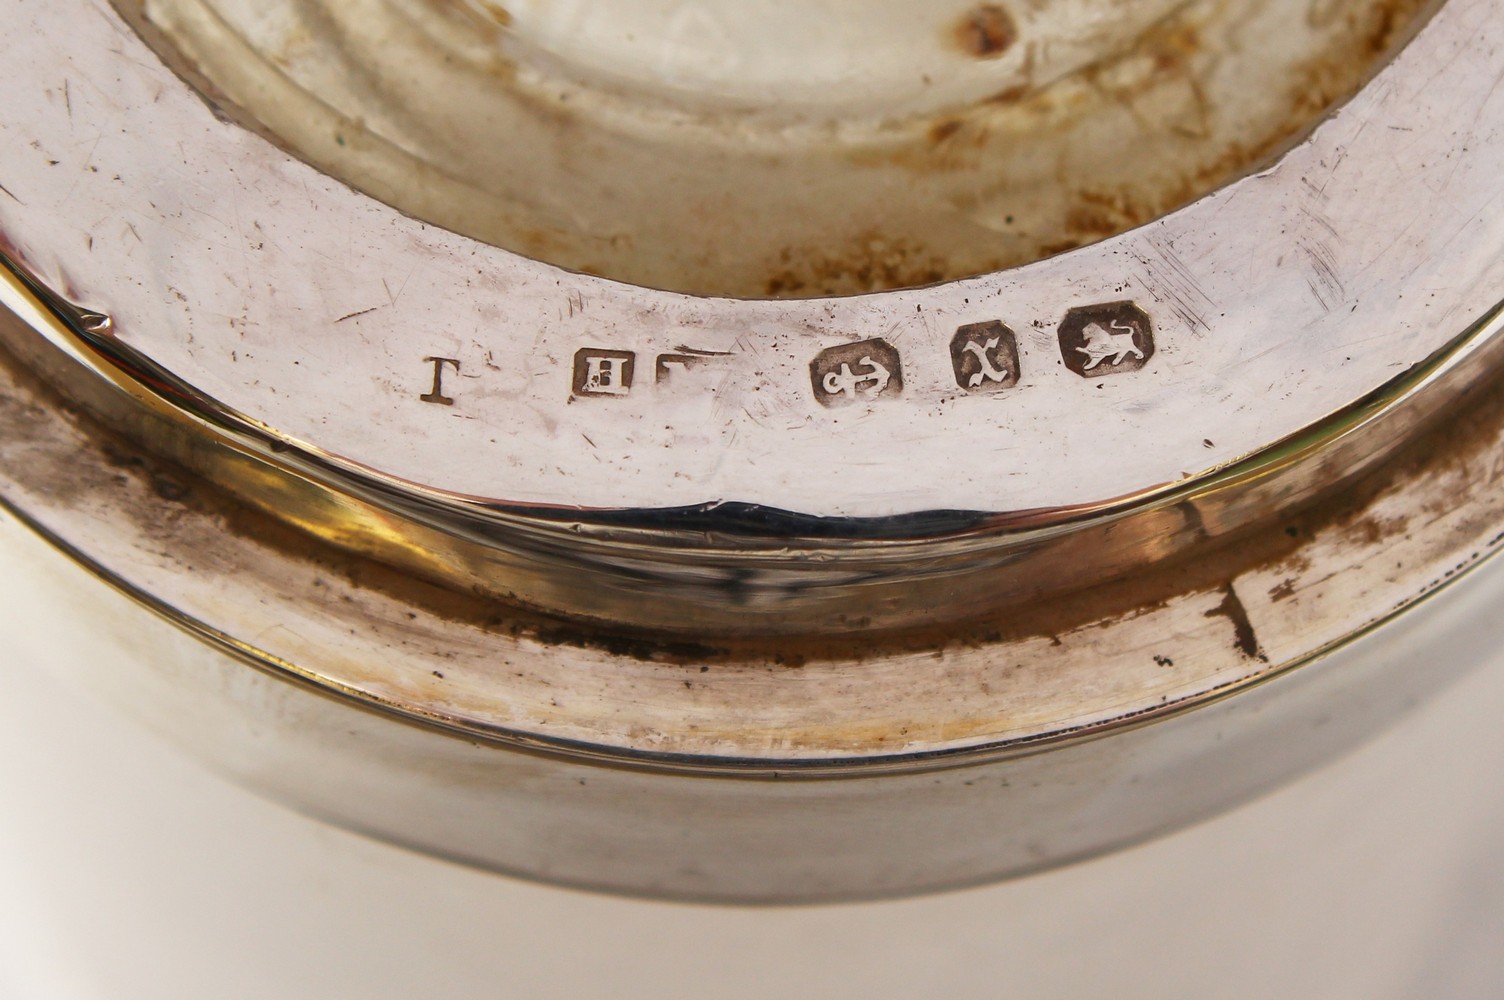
[
  {"xmin": 810, "ymin": 339, "xmax": 903, "ymax": 407},
  {"xmin": 420, "ymin": 356, "xmax": 461, "ymax": 406},
  {"xmin": 572, "ymin": 348, "xmax": 636, "ymax": 398},
  {"xmin": 655, "ymin": 348, "xmax": 734, "ymax": 384},
  {"xmin": 1058, "ymin": 302, "xmax": 1155, "ymax": 377},
  {"xmin": 951, "ymin": 321, "xmax": 1021, "ymax": 392}
]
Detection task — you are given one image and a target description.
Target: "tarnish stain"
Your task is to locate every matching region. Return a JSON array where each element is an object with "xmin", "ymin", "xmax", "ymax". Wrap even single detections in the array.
[
  {"xmin": 763, "ymin": 237, "xmax": 952, "ymax": 297},
  {"xmin": 121, "ymin": 0, "xmax": 1433, "ymax": 298},
  {"xmin": 476, "ymin": 1, "xmax": 512, "ymax": 28},
  {"xmin": 1344, "ymin": 514, "xmax": 1411, "ymax": 546},
  {"xmin": 1176, "ymin": 499, "xmax": 1210, "ymax": 540},
  {"xmin": 1205, "ymin": 583, "xmax": 1268, "ymax": 662},
  {"xmin": 955, "ymin": 5, "xmax": 1018, "ymax": 60}
]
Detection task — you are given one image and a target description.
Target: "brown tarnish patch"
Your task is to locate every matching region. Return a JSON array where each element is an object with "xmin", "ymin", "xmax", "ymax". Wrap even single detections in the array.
[
  {"xmin": 986, "ymin": 84, "xmax": 1031, "ymax": 106},
  {"xmin": 1286, "ymin": 0, "xmax": 1431, "ymax": 123},
  {"xmin": 476, "ymin": 1, "xmax": 513, "ymax": 28},
  {"xmin": 1063, "ymin": 189, "xmax": 1155, "ymax": 244},
  {"xmin": 1205, "ymin": 584, "xmax": 1268, "ymax": 662},
  {"xmin": 1344, "ymin": 514, "xmax": 1411, "ymax": 546},
  {"xmin": 426, "ymin": 0, "xmax": 512, "ymax": 36},
  {"xmin": 840, "ymin": 0, "xmax": 1431, "ymax": 293},
  {"xmin": 955, "ymin": 5, "xmax": 1018, "ymax": 60},
  {"xmin": 117, "ymin": 0, "xmax": 1432, "ymax": 300},
  {"xmin": 763, "ymin": 238, "xmax": 954, "ymax": 297},
  {"xmin": 929, "ymin": 118, "xmax": 964, "ymax": 144}
]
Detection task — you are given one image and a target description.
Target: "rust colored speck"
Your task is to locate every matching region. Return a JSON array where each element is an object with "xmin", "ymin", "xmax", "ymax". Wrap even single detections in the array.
[
  {"xmin": 929, "ymin": 118, "xmax": 964, "ymax": 144},
  {"xmin": 956, "ymin": 5, "xmax": 1017, "ymax": 60}
]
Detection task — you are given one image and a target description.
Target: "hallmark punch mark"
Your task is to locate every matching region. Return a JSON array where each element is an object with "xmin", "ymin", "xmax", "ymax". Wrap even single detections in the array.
[
  {"xmin": 420, "ymin": 356, "xmax": 461, "ymax": 405},
  {"xmin": 1058, "ymin": 302, "xmax": 1154, "ymax": 377},
  {"xmin": 810, "ymin": 339, "xmax": 903, "ymax": 407},
  {"xmin": 572, "ymin": 348, "xmax": 636, "ymax": 397},
  {"xmin": 951, "ymin": 321, "xmax": 1021, "ymax": 391}
]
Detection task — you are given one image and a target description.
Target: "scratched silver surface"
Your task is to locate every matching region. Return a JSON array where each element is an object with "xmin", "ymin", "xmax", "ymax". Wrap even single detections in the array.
[{"xmin": 0, "ymin": 0, "xmax": 1499, "ymax": 522}]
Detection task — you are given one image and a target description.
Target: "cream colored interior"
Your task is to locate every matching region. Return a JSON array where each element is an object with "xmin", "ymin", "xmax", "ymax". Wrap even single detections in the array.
[{"xmin": 128, "ymin": 0, "xmax": 1429, "ymax": 297}]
